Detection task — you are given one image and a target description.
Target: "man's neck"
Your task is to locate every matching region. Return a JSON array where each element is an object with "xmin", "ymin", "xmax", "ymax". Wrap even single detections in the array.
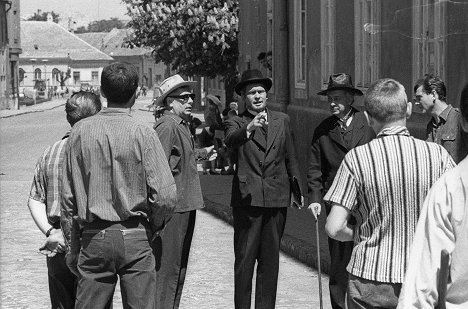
[
  {"xmin": 431, "ymin": 100, "xmax": 448, "ymax": 118},
  {"xmin": 373, "ymin": 118, "xmax": 406, "ymax": 134}
]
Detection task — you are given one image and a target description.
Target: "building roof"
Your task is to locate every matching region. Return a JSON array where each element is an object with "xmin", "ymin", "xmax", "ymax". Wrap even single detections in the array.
[
  {"xmin": 77, "ymin": 28, "xmax": 152, "ymax": 57},
  {"xmin": 20, "ymin": 21, "xmax": 113, "ymax": 61}
]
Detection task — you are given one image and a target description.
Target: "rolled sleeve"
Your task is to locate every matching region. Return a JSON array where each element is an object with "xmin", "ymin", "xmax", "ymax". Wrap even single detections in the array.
[{"xmin": 29, "ymin": 151, "xmax": 47, "ymax": 203}]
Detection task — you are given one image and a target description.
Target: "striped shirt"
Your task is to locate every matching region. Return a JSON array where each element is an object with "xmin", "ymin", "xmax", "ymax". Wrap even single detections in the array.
[
  {"xmin": 29, "ymin": 132, "xmax": 70, "ymax": 224},
  {"xmin": 324, "ymin": 126, "xmax": 455, "ymax": 283},
  {"xmin": 60, "ymin": 108, "xmax": 177, "ymax": 244}
]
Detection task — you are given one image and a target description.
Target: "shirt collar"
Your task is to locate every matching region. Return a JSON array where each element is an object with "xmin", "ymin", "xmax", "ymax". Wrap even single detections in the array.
[
  {"xmin": 434, "ymin": 104, "xmax": 452, "ymax": 124},
  {"xmin": 377, "ymin": 126, "xmax": 410, "ymax": 138},
  {"xmin": 163, "ymin": 110, "xmax": 189, "ymax": 125},
  {"xmin": 100, "ymin": 107, "xmax": 133, "ymax": 116}
]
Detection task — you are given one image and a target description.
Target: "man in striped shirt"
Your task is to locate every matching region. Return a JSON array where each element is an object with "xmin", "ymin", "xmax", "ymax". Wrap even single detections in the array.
[
  {"xmin": 324, "ymin": 78, "xmax": 455, "ymax": 309},
  {"xmin": 61, "ymin": 63, "xmax": 177, "ymax": 309},
  {"xmin": 28, "ymin": 91, "xmax": 102, "ymax": 308},
  {"xmin": 398, "ymin": 83, "xmax": 468, "ymax": 308}
]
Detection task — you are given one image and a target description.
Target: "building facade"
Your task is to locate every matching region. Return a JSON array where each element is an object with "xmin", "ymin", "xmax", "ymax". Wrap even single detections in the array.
[
  {"xmin": 238, "ymin": 0, "xmax": 468, "ymax": 271},
  {"xmin": 19, "ymin": 20, "xmax": 112, "ymax": 99},
  {"xmin": 1, "ymin": 0, "xmax": 22, "ymax": 110}
]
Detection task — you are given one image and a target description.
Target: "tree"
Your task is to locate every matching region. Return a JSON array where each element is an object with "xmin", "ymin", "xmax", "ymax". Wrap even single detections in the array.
[
  {"xmin": 122, "ymin": 0, "xmax": 239, "ymax": 101},
  {"xmin": 27, "ymin": 11, "xmax": 60, "ymax": 23},
  {"xmin": 74, "ymin": 18, "xmax": 126, "ymax": 34},
  {"xmin": 56, "ymin": 68, "xmax": 71, "ymax": 90}
]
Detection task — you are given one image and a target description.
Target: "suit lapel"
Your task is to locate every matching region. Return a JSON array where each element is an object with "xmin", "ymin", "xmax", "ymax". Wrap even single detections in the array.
[
  {"xmin": 350, "ymin": 111, "xmax": 366, "ymax": 148},
  {"xmin": 329, "ymin": 122, "xmax": 347, "ymax": 149},
  {"xmin": 265, "ymin": 110, "xmax": 280, "ymax": 156}
]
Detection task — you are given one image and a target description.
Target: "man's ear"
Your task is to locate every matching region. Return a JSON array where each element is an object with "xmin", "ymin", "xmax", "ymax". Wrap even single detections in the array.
[
  {"xmin": 406, "ymin": 101, "xmax": 413, "ymax": 119},
  {"xmin": 100, "ymin": 86, "xmax": 106, "ymax": 99}
]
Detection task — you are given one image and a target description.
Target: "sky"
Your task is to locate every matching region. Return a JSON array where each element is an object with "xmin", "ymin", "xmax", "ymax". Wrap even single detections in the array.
[{"xmin": 20, "ymin": 0, "xmax": 129, "ymax": 23}]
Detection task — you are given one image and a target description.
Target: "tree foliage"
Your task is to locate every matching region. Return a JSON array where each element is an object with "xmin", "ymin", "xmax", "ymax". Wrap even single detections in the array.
[
  {"xmin": 74, "ymin": 18, "xmax": 126, "ymax": 33},
  {"xmin": 122, "ymin": 0, "xmax": 239, "ymax": 82},
  {"xmin": 56, "ymin": 68, "xmax": 71, "ymax": 89},
  {"xmin": 27, "ymin": 11, "xmax": 60, "ymax": 23}
]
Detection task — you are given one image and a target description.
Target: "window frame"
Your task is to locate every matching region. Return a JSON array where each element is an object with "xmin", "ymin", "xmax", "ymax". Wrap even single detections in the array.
[
  {"xmin": 321, "ymin": 0, "xmax": 336, "ymax": 89},
  {"xmin": 293, "ymin": 0, "xmax": 307, "ymax": 89}
]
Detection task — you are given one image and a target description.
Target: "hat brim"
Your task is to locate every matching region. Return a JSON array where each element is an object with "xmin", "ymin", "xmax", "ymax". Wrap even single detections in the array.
[
  {"xmin": 317, "ymin": 86, "xmax": 363, "ymax": 96},
  {"xmin": 155, "ymin": 81, "xmax": 197, "ymax": 106},
  {"xmin": 235, "ymin": 78, "xmax": 272, "ymax": 95}
]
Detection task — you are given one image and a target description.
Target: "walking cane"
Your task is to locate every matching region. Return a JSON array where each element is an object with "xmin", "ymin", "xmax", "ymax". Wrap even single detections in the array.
[{"xmin": 315, "ymin": 210, "xmax": 324, "ymax": 309}]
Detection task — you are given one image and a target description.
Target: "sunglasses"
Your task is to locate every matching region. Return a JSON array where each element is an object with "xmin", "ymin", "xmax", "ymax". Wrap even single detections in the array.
[{"xmin": 168, "ymin": 93, "xmax": 196, "ymax": 102}]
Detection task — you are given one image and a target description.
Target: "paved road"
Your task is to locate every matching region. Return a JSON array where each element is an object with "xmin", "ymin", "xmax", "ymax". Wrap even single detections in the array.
[{"xmin": 0, "ymin": 97, "xmax": 330, "ymax": 308}]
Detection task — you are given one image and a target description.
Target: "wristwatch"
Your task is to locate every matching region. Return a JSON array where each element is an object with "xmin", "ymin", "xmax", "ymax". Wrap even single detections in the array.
[{"xmin": 45, "ymin": 227, "xmax": 55, "ymax": 237}]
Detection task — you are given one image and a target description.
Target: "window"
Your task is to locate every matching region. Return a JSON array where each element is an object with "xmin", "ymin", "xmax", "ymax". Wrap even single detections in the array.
[
  {"xmin": 34, "ymin": 68, "xmax": 42, "ymax": 80},
  {"xmin": 19, "ymin": 68, "xmax": 25, "ymax": 84},
  {"xmin": 52, "ymin": 68, "xmax": 60, "ymax": 85},
  {"xmin": 355, "ymin": 0, "xmax": 381, "ymax": 89},
  {"xmin": 266, "ymin": 0, "xmax": 273, "ymax": 79},
  {"xmin": 413, "ymin": 0, "xmax": 446, "ymax": 81},
  {"xmin": 294, "ymin": 0, "xmax": 307, "ymax": 88},
  {"xmin": 92, "ymin": 71, "xmax": 99, "ymax": 85},
  {"xmin": 321, "ymin": 0, "xmax": 336, "ymax": 88},
  {"xmin": 73, "ymin": 71, "xmax": 80, "ymax": 85}
]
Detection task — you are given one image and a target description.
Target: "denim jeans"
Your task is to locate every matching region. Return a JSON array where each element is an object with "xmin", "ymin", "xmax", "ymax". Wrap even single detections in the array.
[{"xmin": 75, "ymin": 218, "xmax": 156, "ymax": 309}]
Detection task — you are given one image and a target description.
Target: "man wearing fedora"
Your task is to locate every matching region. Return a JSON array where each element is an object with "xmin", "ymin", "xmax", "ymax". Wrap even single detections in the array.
[
  {"xmin": 153, "ymin": 74, "xmax": 216, "ymax": 308},
  {"xmin": 224, "ymin": 69, "xmax": 303, "ymax": 309},
  {"xmin": 307, "ymin": 73, "xmax": 375, "ymax": 309}
]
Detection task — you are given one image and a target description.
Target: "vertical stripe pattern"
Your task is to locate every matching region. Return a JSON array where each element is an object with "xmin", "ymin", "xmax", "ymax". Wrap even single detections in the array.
[{"xmin": 324, "ymin": 126, "xmax": 455, "ymax": 283}]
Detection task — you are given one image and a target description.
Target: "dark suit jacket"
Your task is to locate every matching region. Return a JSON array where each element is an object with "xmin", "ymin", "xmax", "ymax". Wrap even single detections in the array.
[
  {"xmin": 307, "ymin": 109, "xmax": 375, "ymax": 204},
  {"xmin": 225, "ymin": 109, "xmax": 301, "ymax": 208}
]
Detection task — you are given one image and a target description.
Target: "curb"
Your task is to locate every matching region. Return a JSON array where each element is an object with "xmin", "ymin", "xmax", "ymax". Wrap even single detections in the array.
[
  {"xmin": 0, "ymin": 103, "xmax": 65, "ymax": 119},
  {"xmin": 202, "ymin": 198, "xmax": 329, "ymax": 274}
]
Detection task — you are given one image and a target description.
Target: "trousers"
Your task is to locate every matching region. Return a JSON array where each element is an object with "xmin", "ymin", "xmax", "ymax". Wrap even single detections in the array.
[
  {"xmin": 347, "ymin": 274, "xmax": 402, "ymax": 309},
  {"xmin": 154, "ymin": 210, "xmax": 196, "ymax": 309},
  {"xmin": 233, "ymin": 206, "xmax": 287, "ymax": 309},
  {"xmin": 47, "ymin": 252, "xmax": 77, "ymax": 309},
  {"xmin": 75, "ymin": 218, "xmax": 156, "ymax": 309}
]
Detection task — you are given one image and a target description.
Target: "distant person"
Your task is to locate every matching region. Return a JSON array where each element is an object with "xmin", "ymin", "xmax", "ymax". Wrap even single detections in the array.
[
  {"xmin": 325, "ymin": 78, "xmax": 454, "ymax": 309},
  {"xmin": 397, "ymin": 83, "xmax": 468, "ymax": 308},
  {"xmin": 61, "ymin": 62, "xmax": 177, "ymax": 309},
  {"xmin": 224, "ymin": 69, "xmax": 303, "ymax": 308},
  {"xmin": 307, "ymin": 73, "xmax": 375, "ymax": 309},
  {"xmin": 153, "ymin": 74, "xmax": 216, "ymax": 309},
  {"xmin": 27, "ymin": 91, "xmax": 101, "ymax": 309},
  {"xmin": 414, "ymin": 74, "xmax": 468, "ymax": 163}
]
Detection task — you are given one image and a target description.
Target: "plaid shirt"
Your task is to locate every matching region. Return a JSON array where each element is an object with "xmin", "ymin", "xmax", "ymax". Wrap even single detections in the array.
[{"xmin": 29, "ymin": 132, "xmax": 70, "ymax": 225}]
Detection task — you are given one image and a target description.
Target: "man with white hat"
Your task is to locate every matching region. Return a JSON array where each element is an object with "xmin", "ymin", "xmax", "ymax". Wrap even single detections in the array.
[{"xmin": 153, "ymin": 74, "xmax": 216, "ymax": 309}]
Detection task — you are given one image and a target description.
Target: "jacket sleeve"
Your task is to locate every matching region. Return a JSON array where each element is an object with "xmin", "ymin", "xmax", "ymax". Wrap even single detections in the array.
[
  {"xmin": 284, "ymin": 115, "xmax": 302, "ymax": 188},
  {"xmin": 307, "ymin": 128, "xmax": 324, "ymax": 204},
  {"xmin": 224, "ymin": 117, "xmax": 250, "ymax": 149}
]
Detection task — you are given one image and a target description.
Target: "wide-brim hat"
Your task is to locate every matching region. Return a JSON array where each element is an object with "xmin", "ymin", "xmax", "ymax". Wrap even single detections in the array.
[
  {"xmin": 317, "ymin": 73, "xmax": 363, "ymax": 96},
  {"xmin": 206, "ymin": 94, "xmax": 221, "ymax": 107},
  {"xmin": 154, "ymin": 74, "xmax": 197, "ymax": 106},
  {"xmin": 235, "ymin": 69, "xmax": 272, "ymax": 95}
]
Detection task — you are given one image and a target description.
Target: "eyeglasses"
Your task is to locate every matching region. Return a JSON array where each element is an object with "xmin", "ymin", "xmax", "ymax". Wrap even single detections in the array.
[{"xmin": 168, "ymin": 93, "xmax": 196, "ymax": 103}]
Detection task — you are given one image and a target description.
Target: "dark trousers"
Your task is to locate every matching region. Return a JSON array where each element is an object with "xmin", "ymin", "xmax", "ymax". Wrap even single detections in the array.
[
  {"xmin": 325, "ymin": 201, "xmax": 354, "ymax": 309},
  {"xmin": 347, "ymin": 274, "xmax": 402, "ymax": 309},
  {"xmin": 47, "ymin": 252, "xmax": 77, "ymax": 309},
  {"xmin": 154, "ymin": 210, "xmax": 196, "ymax": 309},
  {"xmin": 75, "ymin": 218, "xmax": 156, "ymax": 309},
  {"xmin": 233, "ymin": 206, "xmax": 287, "ymax": 309},
  {"xmin": 328, "ymin": 238, "xmax": 353, "ymax": 309}
]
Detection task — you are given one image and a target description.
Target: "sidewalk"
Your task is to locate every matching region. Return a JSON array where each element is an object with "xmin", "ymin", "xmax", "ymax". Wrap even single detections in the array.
[{"xmin": 0, "ymin": 98, "xmax": 67, "ymax": 118}]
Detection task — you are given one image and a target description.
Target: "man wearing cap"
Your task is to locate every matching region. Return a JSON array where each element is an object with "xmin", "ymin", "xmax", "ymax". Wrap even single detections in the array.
[
  {"xmin": 153, "ymin": 74, "xmax": 216, "ymax": 309},
  {"xmin": 307, "ymin": 73, "xmax": 375, "ymax": 309},
  {"xmin": 224, "ymin": 69, "xmax": 303, "ymax": 308}
]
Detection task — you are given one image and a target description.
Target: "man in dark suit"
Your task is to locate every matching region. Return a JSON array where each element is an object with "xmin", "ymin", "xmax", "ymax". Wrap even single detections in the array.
[
  {"xmin": 224, "ymin": 69, "xmax": 303, "ymax": 309},
  {"xmin": 307, "ymin": 73, "xmax": 375, "ymax": 309}
]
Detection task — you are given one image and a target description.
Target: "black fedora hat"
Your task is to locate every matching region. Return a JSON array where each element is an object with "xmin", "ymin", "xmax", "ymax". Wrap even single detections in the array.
[
  {"xmin": 317, "ymin": 73, "xmax": 363, "ymax": 96},
  {"xmin": 235, "ymin": 69, "xmax": 272, "ymax": 95}
]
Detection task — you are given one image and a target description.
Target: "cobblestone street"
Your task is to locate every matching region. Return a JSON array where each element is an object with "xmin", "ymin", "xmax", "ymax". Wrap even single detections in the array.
[{"xmin": 0, "ymin": 98, "xmax": 330, "ymax": 308}]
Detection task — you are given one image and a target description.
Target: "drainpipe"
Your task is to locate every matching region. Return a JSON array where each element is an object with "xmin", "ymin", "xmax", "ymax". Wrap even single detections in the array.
[{"xmin": 273, "ymin": 0, "xmax": 289, "ymax": 113}]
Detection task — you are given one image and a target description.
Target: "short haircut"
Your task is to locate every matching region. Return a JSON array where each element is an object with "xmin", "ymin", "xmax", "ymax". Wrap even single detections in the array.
[
  {"xmin": 422, "ymin": 73, "xmax": 446, "ymax": 101},
  {"xmin": 364, "ymin": 78, "xmax": 408, "ymax": 123},
  {"xmin": 65, "ymin": 91, "xmax": 102, "ymax": 126},
  {"xmin": 460, "ymin": 83, "xmax": 468, "ymax": 123},
  {"xmin": 100, "ymin": 62, "xmax": 139, "ymax": 105}
]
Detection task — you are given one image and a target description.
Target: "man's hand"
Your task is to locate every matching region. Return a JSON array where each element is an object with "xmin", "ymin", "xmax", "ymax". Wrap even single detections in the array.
[
  {"xmin": 65, "ymin": 252, "xmax": 80, "ymax": 277},
  {"xmin": 247, "ymin": 111, "xmax": 268, "ymax": 133},
  {"xmin": 308, "ymin": 202, "xmax": 321, "ymax": 220},
  {"xmin": 38, "ymin": 229, "xmax": 66, "ymax": 257}
]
